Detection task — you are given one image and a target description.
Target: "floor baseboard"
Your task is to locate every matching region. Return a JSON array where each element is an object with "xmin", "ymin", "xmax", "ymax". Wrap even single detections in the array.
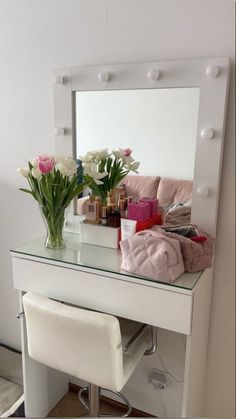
[{"xmin": 69, "ymin": 383, "xmax": 155, "ymax": 417}]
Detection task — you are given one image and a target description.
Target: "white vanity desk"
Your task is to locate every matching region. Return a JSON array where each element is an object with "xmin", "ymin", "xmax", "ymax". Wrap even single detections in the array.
[
  {"xmin": 11, "ymin": 57, "xmax": 229, "ymax": 418},
  {"xmin": 11, "ymin": 232, "xmax": 211, "ymax": 418}
]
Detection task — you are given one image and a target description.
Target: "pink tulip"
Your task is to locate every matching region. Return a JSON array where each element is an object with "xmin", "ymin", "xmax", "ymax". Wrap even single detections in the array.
[
  {"xmin": 123, "ymin": 148, "xmax": 132, "ymax": 157},
  {"xmin": 37, "ymin": 155, "xmax": 55, "ymax": 174}
]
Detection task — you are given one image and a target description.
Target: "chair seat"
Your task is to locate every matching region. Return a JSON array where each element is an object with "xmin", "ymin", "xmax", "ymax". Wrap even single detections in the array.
[{"xmin": 23, "ymin": 292, "xmax": 151, "ymax": 392}]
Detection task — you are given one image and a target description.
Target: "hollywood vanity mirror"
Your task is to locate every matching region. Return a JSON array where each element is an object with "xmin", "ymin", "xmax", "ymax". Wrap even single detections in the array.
[
  {"xmin": 11, "ymin": 58, "xmax": 230, "ymax": 418},
  {"xmin": 53, "ymin": 58, "xmax": 229, "ymax": 237}
]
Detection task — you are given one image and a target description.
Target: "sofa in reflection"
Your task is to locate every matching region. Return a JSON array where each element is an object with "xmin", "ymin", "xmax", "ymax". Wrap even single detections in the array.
[{"xmin": 76, "ymin": 175, "xmax": 193, "ymax": 216}]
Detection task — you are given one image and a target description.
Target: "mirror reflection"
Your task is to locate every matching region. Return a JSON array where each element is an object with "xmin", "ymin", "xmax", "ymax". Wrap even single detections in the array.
[{"xmin": 75, "ymin": 87, "xmax": 200, "ymax": 180}]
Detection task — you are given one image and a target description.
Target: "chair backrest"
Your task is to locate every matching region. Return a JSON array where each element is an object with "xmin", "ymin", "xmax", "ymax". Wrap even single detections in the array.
[{"xmin": 23, "ymin": 292, "xmax": 124, "ymax": 390}]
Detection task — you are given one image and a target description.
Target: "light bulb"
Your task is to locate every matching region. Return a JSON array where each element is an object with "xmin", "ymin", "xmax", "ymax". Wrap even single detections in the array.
[
  {"xmin": 200, "ymin": 127, "xmax": 214, "ymax": 140},
  {"xmin": 54, "ymin": 126, "xmax": 66, "ymax": 136},
  {"xmin": 206, "ymin": 65, "xmax": 220, "ymax": 79},
  {"xmin": 197, "ymin": 186, "xmax": 210, "ymax": 197},
  {"xmin": 53, "ymin": 75, "xmax": 65, "ymax": 85},
  {"xmin": 98, "ymin": 71, "xmax": 110, "ymax": 82},
  {"xmin": 147, "ymin": 68, "xmax": 160, "ymax": 81}
]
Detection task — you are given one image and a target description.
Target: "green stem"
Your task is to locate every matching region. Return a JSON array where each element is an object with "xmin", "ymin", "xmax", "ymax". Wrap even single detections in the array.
[{"xmin": 41, "ymin": 206, "xmax": 65, "ymax": 249}]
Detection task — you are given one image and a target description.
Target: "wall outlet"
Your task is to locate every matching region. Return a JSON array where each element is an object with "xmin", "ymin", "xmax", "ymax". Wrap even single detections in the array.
[{"xmin": 149, "ymin": 370, "xmax": 167, "ymax": 390}]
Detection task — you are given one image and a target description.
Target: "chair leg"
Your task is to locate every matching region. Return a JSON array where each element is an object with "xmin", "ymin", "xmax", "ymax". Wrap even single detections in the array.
[{"xmin": 89, "ymin": 383, "xmax": 100, "ymax": 417}]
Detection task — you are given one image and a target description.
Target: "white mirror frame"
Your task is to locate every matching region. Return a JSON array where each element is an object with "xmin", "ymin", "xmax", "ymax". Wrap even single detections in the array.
[{"xmin": 53, "ymin": 58, "xmax": 230, "ymax": 236}]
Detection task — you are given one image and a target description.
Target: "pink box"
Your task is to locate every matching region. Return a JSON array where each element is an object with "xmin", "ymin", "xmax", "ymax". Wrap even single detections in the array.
[
  {"xmin": 127, "ymin": 202, "xmax": 151, "ymax": 222},
  {"xmin": 139, "ymin": 198, "xmax": 158, "ymax": 217}
]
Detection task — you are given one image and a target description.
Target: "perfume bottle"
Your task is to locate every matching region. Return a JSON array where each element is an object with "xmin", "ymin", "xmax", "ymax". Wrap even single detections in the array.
[
  {"xmin": 107, "ymin": 191, "xmax": 115, "ymax": 205},
  {"xmin": 101, "ymin": 206, "xmax": 108, "ymax": 226},
  {"xmin": 95, "ymin": 196, "xmax": 102, "ymax": 220},
  {"xmin": 107, "ymin": 210, "xmax": 121, "ymax": 227},
  {"xmin": 85, "ymin": 195, "xmax": 97, "ymax": 222},
  {"xmin": 118, "ymin": 199, "xmax": 126, "ymax": 218},
  {"xmin": 125, "ymin": 196, "xmax": 133, "ymax": 218},
  {"xmin": 107, "ymin": 193, "xmax": 116, "ymax": 217}
]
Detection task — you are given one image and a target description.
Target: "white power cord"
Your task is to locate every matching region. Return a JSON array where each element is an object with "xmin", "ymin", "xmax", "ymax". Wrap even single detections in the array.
[{"xmin": 155, "ymin": 347, "xmax": 184, "ymax": 384}]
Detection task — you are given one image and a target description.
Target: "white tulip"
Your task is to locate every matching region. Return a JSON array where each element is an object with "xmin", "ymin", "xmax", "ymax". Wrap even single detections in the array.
[
  {"xmin": 83, "ymin": 162, "xmax": 107, "ymax": 185},
  {"xmin": 31, "ymin": 168, "xmax": 42, "ymax": 179},
  {"xmin": 17, "ymin": 167, "xmax": 29, "ymax": 178},
  {"xmin": 55, "ymin": 156, "xmax": 77, "ymax": 177},
  {"xmin": 80, "ymin": 149, "xmax": 109, "ymax": 163},
  {"xmin": 95, "ymin": 148, "xmax": 109, "ymax": 161},
  {"xmin": 123, "ymin": 155, "xmax": 134, "ymax": 168},
  {"xmin": 112, "ymin": 149, "xmax": 124, "ymax": 159},
  {"xmin": 79, "ymin": 152, "xmax": 94, "ymax": 164},
  {"xmin": 130, "ymin": 161, "xmax": 140, "ymax": 173},
  {"xmin": 30, "ymin": 158, "xmax": 38, "ymax": 168}
]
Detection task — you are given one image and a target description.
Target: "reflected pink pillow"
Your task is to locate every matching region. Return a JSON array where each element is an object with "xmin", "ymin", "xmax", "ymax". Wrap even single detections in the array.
[
  {"xmin": 123, "ymin": 175, "xmax": 160, "ymax": 201},
  {"xmin": 157, "ymin": 177, "xmax": 192, "ymax": 206}
]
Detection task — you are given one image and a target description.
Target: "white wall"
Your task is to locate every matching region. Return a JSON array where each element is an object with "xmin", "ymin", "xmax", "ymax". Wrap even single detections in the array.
[{"xmin": 0, "ymin": 0, "xmax": 234, "ymax": 416}]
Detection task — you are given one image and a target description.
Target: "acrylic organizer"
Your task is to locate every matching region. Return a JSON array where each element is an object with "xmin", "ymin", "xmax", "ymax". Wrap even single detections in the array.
[{"xmin": 80, "ymin": 222, "xmax": 120, "ymax": 249}]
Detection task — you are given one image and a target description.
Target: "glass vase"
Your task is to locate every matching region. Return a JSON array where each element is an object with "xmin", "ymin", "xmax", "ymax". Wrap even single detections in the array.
[{"xmin": 40, "ymin": 205, "xmax": 66, "ymax": 249}]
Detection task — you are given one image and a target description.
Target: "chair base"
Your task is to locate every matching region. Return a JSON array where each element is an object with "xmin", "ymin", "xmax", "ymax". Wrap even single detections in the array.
[{"xmin": 78, "ymin": 384, "xmax": 132, "ymax": 417}]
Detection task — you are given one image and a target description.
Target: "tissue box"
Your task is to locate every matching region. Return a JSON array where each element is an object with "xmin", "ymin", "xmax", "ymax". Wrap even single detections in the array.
[{"xmin": 80, "ymin": 222, "xmax": 120, "ymax": 249}]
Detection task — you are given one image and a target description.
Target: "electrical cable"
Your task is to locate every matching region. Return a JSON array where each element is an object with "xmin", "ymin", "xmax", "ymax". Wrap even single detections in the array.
[{"xmin": 155, "ymin": 348, "xmax": 184, "ymax": 384}]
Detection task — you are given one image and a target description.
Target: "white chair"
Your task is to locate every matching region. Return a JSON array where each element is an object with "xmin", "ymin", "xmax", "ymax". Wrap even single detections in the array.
[{"xmin": 22, "ymin": 292, "xmax": 157, "ymax": 417}]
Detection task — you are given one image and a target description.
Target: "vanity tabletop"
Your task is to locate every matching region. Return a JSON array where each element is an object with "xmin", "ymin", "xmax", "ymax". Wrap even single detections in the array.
[{"xmin": 11, "ymin": 232, "xmax": 203, "ymax": 291}]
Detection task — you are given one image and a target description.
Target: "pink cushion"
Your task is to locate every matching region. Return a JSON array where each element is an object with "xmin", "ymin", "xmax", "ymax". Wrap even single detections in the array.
[
  {"xmin": 157, "ymin": 177, "xmax": 192, "ymax": 206},
  {"xmin": 122, "ymin": 175, "xmax": 160, "ymax": 201}
]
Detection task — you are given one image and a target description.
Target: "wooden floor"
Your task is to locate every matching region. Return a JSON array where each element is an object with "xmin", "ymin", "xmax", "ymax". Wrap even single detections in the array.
[
  {"xmin": 48, "ymin": 387, "xmax": 154, "ymax": 417},
  {"xmin": 48, "ymin": 391, "xmax": 118, "ymax": 417}
]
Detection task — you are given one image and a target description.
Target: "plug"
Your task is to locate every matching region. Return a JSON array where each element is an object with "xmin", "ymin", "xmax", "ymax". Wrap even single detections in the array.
[{"xmin": 148, "ymin": 370, "xmax": 167, "ymax": 390}]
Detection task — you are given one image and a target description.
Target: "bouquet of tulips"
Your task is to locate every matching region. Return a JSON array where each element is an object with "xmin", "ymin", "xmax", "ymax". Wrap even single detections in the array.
[
  {"xmin": 79, "ymin": 148, "xmax": 140, "ymax": 204},
  {"xmin": 18, "ymin": 155, "xmax": 89, "ymax": 248},
  {"xmin": 18, "ymin": 155, "xmax": 87, "ymax": 207}
]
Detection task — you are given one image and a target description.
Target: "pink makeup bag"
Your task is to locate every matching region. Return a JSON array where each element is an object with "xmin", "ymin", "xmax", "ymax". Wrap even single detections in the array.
[{"xmin": 120, "ymin": 229, "xmax": 185, "ymax": 282}]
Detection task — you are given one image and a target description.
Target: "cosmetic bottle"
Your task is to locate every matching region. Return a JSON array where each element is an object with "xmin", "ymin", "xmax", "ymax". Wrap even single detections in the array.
[
  {"xmin": 107, "ymin": 210, "xmax": 121, "ymax": 227},
  {"xmin": 107, "ymin": 191, "xmax": 115, "ymax": 205},
  {"xmin": 85, "ymin": 195, "xmax": 97, "ymax": 222},
  {"xmin": 111, "ymin": 203, "xmax": 117, "ymax": 211},
  {"xmin": 101, "ymin": 207, "xmax": 108, "ymax": 226},
  {"xmin": 125, "ymin": 196, "xmax": 133, "ymax": 218},
  {"xmin": 95, "ymin": 196, "xmax": 102, "ymax": 219},
  {"xmin": 106, "ymin": 195, "xmax": 112, "ymax": 215},
  {"xmin": 118, "ymin": 199, "xmax": 126, "ymax": 218},
  {"xmin": 119, "ymin": 191, "xmax": 126, "ymax": 201}
]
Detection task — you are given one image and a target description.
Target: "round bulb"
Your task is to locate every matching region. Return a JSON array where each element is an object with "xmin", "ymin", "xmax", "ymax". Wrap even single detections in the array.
[
  {"xmin": 98, "ymin": 71, "xmax": 110, "ymax": 82},
  {"xmin": 200, "ymin": 127, "xmax": 214, "ymax": 140},
  {"xmin": 147, "ymin": 68, "xmax": 160, "ymax": 81},
  {"xmin": 53, "ymin": 75, "xmax": 65, "ymax": 85},
  {"xmin": 206, "ymin": 65, "xmax": 220, "ymax": 79},
  {"xmin": 197, "ymin": 186, "xmax": 210, "ymax": 197},
  {"xmin": 54, "ymin": 126, "xmax": 65, "ymax": 136}
]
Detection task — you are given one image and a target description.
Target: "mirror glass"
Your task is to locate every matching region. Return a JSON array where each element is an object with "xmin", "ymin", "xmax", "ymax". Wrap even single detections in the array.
[{"xmin": 75, "ymin": 87, "xmax": 200, "ymax": 180}]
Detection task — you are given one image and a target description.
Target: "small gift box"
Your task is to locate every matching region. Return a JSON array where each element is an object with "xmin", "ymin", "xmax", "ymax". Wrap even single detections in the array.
[
  {"xmin": 127, "ymin": 201, "xmax": 151, "ymax": 222},
  {"xmin": 139, "ymin": 198, "xmax": 158, "ymax": 217}
]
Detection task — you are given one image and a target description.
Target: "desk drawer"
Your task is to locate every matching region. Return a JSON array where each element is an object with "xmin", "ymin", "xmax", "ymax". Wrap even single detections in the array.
[{"xmin": 13, "ymin": 258, "xmax": 193, "ymax": 335}]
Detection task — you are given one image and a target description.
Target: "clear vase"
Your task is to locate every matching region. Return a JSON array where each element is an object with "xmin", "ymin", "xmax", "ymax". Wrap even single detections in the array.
[{"xmin": 39, "ymin": 205, "xmax": 66, "ymax": 249}]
